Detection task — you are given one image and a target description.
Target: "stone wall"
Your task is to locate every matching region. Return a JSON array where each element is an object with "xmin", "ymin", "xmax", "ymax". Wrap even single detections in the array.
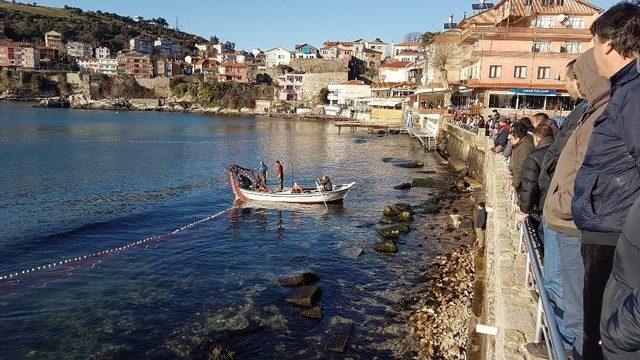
[
  {"xmin": 290, "ymin": 58, "xmax": 349, "ymax": 73},
  {"xmin": 136, "ymin": 77, "xmax": 170, "ymax": 98},
  {"xmin": 438, "ymin": 120, "xmax": 486, "ymax": 179},
  {"xmin": 300, "ymin": 72, "xmax": 348, "ymax": 106}
]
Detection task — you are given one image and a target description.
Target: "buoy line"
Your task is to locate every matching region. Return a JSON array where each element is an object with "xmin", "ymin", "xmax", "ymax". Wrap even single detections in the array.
[
  {"xmin": 0, "ymin": 137, "xmax": 274, "ymax": 145},
  {"xmin": 0, "ymin": 208, "xmax": 232, "ymax": 283}
]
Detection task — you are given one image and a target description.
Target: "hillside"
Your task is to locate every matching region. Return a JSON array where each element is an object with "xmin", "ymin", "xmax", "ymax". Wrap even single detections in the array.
[{"xmin": 0, "ymin": 0, "xmax": 207, "ymax": 53}]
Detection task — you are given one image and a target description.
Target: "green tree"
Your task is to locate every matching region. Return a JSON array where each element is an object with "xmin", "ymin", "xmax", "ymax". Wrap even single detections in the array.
[{"xmin": 318, "ymin": 87, "xmax": 329, "ymax": 104}]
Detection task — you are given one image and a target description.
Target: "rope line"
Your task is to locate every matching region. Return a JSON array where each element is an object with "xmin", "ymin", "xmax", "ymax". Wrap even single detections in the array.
[
  {"xmin": 0, "ymin": 208, "xmax": 232, "ymax": 282},
  {"xmin": 0, "ymin": 138, "xmax": 274, "ymax": 145}
]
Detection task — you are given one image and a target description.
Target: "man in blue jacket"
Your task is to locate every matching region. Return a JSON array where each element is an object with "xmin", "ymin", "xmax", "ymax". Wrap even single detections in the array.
[{"xmin": 571, "ymin": 2, "xmax": 640, "ymax": 359}]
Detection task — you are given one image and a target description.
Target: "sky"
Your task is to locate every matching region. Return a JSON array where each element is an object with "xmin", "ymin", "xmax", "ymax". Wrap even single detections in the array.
[{"xmin": 35, "ymin": 0, "xmax": 620, "ymax": 51}]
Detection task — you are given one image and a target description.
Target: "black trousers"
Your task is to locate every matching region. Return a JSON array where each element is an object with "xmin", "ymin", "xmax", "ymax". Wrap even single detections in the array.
[
  {"xmin": 581, "ymin": 243, "xmax": 616, "ymax": 360},
  {"xmin": 278, "ymin": 176, "xmax": 283, "ymax": 191}
]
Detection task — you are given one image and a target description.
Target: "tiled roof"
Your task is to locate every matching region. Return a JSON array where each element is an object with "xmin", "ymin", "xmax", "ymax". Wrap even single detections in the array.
[
  {"xmin": 396, "ymin": 41, "xmax": 424, "ymax": 47},
  {"xmin": 220, "ymin": 62, "xmax": 248, "ymax": 68},
  {"xmin": 397, "ymin": 49, "xmax": 425, "ymax": 55},
  {"xmin": 381, "ymin": 61, "xmax": 412, "ymax": 68},
  {"xmin": 362, "ymin": 48, "xmax": 382, "ymax": 54},
  {"xmin": 460, "ymin": 0, "xmax": 602, "ymax": 26},
  {"xmin": 343, "ymin": 80, "xmax": 367, "ymax": 85},
  {"xmin": 371, "ymin": 81, "xmax": 418, "ymax": 89}
]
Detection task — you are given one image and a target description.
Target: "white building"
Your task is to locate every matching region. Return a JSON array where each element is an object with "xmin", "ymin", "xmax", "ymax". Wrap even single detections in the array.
[
  {"xmin": 95, "ymin": 46, "xmax": 110, "ymax": 59},
  {"xmin": 66, "ymin": 41, "xmax": 93, "ymax": 58},
  {"xmin": 265, "ymin": 46, "xmax": 292, "ymax": 67},
  {"xmin": 327, "ymin": 81, "xmax": 372, "ymax": 106},
  {"xmin": 154, "ymin": 36, "xmax": 181, "ymax": 59},
  {"xmin": 379, "ymin": 61, "xmax": 414, "ymax": 83},
  {"xmin": 77, "ymin": 58, "xmax": 99, "ymax": 72},
  {"xmin": 98, "ymin": 57, "xmax": 118, "ymax": 75}
]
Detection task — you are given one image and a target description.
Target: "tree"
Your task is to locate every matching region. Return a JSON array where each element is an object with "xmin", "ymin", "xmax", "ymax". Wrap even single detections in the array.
[
  {"xmin": 209, "ymin": 35, "xmax": 219, "ymax": 45},
  {"xmin": 222, "ymin": 41, "xmax": 235, "ymax": 52},
  {"xmin": 403, "ymin": 32, "xmax": 424, "ymax": 42},
  {"xmin": 422, "ymin": 31, "xmax": 441, "ymax": 44},
  {"xmin": 318, "ymin": 87, "xmax": 329, "ymax": 105}
]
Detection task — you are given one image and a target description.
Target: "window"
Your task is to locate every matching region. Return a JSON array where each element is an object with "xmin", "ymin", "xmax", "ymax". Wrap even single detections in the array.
[
  {"xmin": 565, "ymin": 42, "xmax": 582, "ymax": 53},
  {"xmin": 532, "ymin": 41, "xmax": 552, "ymax": 53},
  {"xmin": 489, "ymin": 65, "xmax": 502, "ymax": 78},
  {"xmin": 566, "ymin": 16, "xmax": 585, "ymax": 29},
  {"xmin": 538, "ymin": 67, "xmax": 551, "ymax": 79},
  {"xmin": 536, "ymin": 16, "xmax": 554, "ymax": 28},
  {"xmin": 514, "ymin": 66, "xmax": 527, "ymax": 79}
]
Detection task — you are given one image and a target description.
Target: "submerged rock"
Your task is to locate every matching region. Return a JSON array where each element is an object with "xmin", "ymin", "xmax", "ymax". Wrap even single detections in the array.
[
  {"xmin": 209, "ymin": 345, "xmax": 235, "ymax": 360},
  {"xmin": 393, "ymin": 182, "xmax": 412, "ymax": 190},
  {"xmin": 279, "ymin": 272, "xmax": 320, "ymax": 287},
  {"xmin": 374, "ymin": 241, "xmax": 398, "ymax": 253},
  {"xmin": 325, "ymin": 319, "xmax": 354, "ymax": 353},
  {"xmin": 379, "ymin": 216, "xmax": 395, "ymax": 225},
  {"xmin": 412, "ymin": 177, "xmax": 436, "ymax": 188},
  {"xmin": 301, "ymin": 305, "xmax": 323, "ymax": 320},
  {"xmin": 395, "ymin": 161, "xmax": 424, "ymax": 169},
  {"xmin": 394, "ymin": 203, "xmax": 413, "ymax": 213},
  {"xmin": 396, "ymin": 210, "xmax": 414, "ymax": 223},
  {"xmin": 377, "ymin": 227, "xmax": 401, "ymax": 240},
  {"xmin": 285, "ymin": 285, "xmax": 323, "ymax": 307},
  {"xmin": 384, "ymin": 224, "xmax": 411, "ymax": 233}
]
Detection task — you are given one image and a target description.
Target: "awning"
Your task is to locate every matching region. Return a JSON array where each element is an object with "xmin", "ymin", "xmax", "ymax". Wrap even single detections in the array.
[{"xmin": 368, "ymin": 98, "xmax": 403, "ymax": 107}]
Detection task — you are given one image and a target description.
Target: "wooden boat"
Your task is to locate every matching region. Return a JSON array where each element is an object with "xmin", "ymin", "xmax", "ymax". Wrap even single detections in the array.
[{"xmin": 228, "ymin": 164, "xmax": 354, "ymax": 204}]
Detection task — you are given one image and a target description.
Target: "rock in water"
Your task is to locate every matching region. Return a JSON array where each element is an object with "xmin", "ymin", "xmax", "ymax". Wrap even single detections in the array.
[
  {"xmin": 394, "ymin": 203, "xmax": 413, "ymax": 213},
  {"xmin": 374, "ymin": 241, "xmax": 398, "ymax": 253},
  {"xmin": 393, "ymin": 182, "xmax": 412, "ymax": 190},
  {"xmin": 379, "ymin": 216, "xmax": 395, "ymax": 225},
  {"xmin": 395, "ymin": 161, "xmax": 424, "ymax": 169},
  {"xmin": 412, "ymin": 178, "xmax": 436, "ymax": 187},
  {"xmin": 209, "ymin": 345, "xmax": 235, "ymax": 360},
  {"xmin": 301, "ymin": 305, "xmax": 323, "ymax": 320},
  {"xmin": 285, "ymin": 285, "xmax": 323, "ymax": 307},
  {"xmin": 383, "ymin": 205, "xmax": 400, "ymax": 217},
  {"xmin": 278, "ymin": 272, "xmax": 320, "ymax": 287},
  {"xmin": 377, "ymin": 227, "xmax": 400, "ymax": 239},
  {"xmin": 325, "ymin": 320, "xmax": 354, "ymax": 353},
  {"xmin": 384, "ymin": 224, "xmax": 410, "ymax": 233},
  {"xmin": 396, "ymin": 211, "xmax": 414, "ymax": 223}
]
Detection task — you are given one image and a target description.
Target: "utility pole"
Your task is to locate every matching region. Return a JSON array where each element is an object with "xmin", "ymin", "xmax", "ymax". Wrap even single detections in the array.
[{"xmin": 175, "ymin": 17, "xmax": 179, "ymax": 31}]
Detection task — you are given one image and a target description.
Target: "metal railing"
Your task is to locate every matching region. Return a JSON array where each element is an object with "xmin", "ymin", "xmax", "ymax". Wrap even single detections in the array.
[{"xmin": 508, "ymin": 188, "xmax": 568, "ymax": 360}]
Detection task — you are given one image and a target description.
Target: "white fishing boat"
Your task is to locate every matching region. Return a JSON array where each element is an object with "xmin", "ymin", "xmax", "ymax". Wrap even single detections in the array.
[{"xmin": 228, "ymin": 164, "xmax": 355, "ymax": 204}]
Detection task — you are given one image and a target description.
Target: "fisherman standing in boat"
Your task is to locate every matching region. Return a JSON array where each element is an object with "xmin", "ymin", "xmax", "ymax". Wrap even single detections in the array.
[
  {"xmin": 256, "ymin": 160, "xmax": 268, "ymax": 189},
  {"xmin": 275, "ymin": 160, "xmax": 284, "ymax": 192}
]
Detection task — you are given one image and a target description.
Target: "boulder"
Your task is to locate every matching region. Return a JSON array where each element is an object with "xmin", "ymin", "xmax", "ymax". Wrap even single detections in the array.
[
  {"xmin": 396, "ymin": 211, "xmax": 414, "ymax": 223},
  {"xmin": 301, "ymin": 305, "xmax": 323, "ymax": 320},
  {"xmin": 379, "ymin": 216, "xmax": 395, "ymax": 225},
  {"xmin": 393, "ymin": 182, "xmax": 412, "ymax": 190},
  {"xmin": 285, "ymin": 285, "xmax": 323, "ymax": 307},
  {"xmin": 325, "ymin": 320, "xmax": 354, "ymax": 353},
  {"xmin": 394, "ymin": 203, "xmax": 413, "ymax": 213},
  {"xmin": 412, "ymin": 177, "xmax": 436, "ymax": 188},
  {"xmin": 395, "ymin": 161, "xmax": 424, "ymax": 169},
  {"xmin": 385, "ymin": 224, "xmax": 411, "ymax": 233},
  {"xmin": 374, "ymin": 241, "xmax": 398, "ymax": 253},
  {"xmin": 377, "ymin": 227, "xmax": 400, "ymax": 240},
  {"xmin": 383, "ymin": 205, "xmax": 400, "ymax": 217},
  {"xmin": 278, "ymin": 272, "xmax": 320, "ymax": 287},
  {"xmin": 209, "ymin": 345, "xmax": 235, "ymax": 360}
]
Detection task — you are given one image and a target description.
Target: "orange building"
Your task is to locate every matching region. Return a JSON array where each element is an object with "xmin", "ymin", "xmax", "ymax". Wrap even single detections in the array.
[
  {"xmin": 217, "ymin": 62, "xmax": 248, "ymax": 83},
  {"xmin": 456, "ymin": 0, "xmax": 601, "ymax": 115},
  {"xmin": 116, "ymin": 50, "xmax": 153, "ymax": 78}
]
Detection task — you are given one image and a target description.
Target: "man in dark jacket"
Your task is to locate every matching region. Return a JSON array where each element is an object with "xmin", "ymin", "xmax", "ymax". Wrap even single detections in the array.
[
  {"xmin": 571, "ymin": 3, "xmax": 640, "ymax": 358},
  {"xmin": 519, "ymin": 124, "xmax": 555, "ymax": 222},
  {"xmin": 538, "ymin": 60, "xmax": 588, "ymax": 206},
  {"xmin": 474, "ymin": 202, "xmax": 487, "ymax": 250},
  {"xmin": 509, "ymin": 122, "xmax": 535, "ymax": 195},
  {"xmin": 492, "ymin": 116, "xmax": 510, "ymax": 152},
  {"xmin": 600, "ymin": 196, "xmax": 640, "ymax": 360}
]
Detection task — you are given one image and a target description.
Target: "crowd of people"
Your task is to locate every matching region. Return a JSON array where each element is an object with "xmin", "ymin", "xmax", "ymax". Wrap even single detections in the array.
[{"xmin": 473, "ymin": 3, "xmax": 640, "ymax": 359}]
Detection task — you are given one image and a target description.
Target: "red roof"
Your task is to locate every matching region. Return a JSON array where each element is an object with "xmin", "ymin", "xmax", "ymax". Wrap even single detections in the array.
[
  {"xmin": 396, "ymin": 41, "xmax": 424, "ymax": 47},
  {"xmin": 382, "ymin": 61, "xmax": 412, "ymax": 68},
  {"xmin": 220, "ymin": 62, "xmax": 247, "ymax": 68}
]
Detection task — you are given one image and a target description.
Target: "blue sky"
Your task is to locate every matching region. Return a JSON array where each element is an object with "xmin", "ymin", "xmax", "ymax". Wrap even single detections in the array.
[{"xmin": 36, "ymin": 0, "xmax": 619, "ymax": 50}]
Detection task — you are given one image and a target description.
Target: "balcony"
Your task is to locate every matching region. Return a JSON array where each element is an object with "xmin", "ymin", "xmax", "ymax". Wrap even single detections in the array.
[{"xmin": 458, "ymin": 26, "xmax": 592, "ymax": 44}]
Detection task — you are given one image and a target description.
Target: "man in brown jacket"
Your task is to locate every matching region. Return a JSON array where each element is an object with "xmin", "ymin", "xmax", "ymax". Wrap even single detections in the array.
[{"xmin": 543, "ymin": 48, "xmax": 611, "ymax": 359}]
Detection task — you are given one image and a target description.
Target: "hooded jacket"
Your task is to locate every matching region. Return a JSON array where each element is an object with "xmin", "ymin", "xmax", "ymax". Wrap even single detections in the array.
[
  {"xmin": 544, "ymin": 49, "xmax": 611, "ymax": 236},
  {"xmin": 511, "ymin": 134, "xmax": 535, "ymax": 192},
  {"xmin": 600, "ymin": 196, "xmax": 640, "ymax": 359},
  {"xmin": 519, "ymin": 136, "xmax": 554, "ymax": 220},
  {"xmin": 572, "ymin": 58, "xmax": 640, "ymax": 245}
]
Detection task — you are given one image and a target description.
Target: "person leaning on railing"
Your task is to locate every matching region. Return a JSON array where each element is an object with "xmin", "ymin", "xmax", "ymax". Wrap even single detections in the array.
[
  {"xmin": 538, "ymin": 48, "xmax": 611, "ymax": 360},
  {"xmin": 571, "ymin": 3, "xmax": 640, "ymax": 359}
]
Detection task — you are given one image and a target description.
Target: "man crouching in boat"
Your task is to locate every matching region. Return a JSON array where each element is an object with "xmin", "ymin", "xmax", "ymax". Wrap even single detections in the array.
[{"xmin": 317, "ymin": 176, "xmax": 333, "ymax": 191}]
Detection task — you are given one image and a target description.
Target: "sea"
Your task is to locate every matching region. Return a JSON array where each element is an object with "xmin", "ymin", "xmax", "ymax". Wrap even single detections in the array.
[{"xmin": 0, "ymin": 101, "xmax": 451, "ymax": 359}]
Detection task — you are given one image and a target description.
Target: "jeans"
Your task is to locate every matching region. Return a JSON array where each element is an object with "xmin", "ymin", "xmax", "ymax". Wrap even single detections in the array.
[
  {"xmin": 542, "ymin": 216, "xmax": 572, "ymax": 349},
  {"xmin": 581, "ymin": 243, "xmax": 615, "ymax": 360},
  {"xmin": 558, "ymin": 233, "xmax": 584, "ymax": 357}
]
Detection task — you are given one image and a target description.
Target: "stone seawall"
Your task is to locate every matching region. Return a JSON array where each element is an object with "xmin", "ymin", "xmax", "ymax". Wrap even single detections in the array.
[{"xmin": 438, "ymin": 122, "xmax": 537, "ymax": 359}]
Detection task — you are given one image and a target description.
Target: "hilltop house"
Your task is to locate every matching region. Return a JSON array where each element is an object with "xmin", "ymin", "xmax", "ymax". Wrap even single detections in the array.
[
  {"xmin": 320, "ymin": 41, "xmax": 354, "ymax": 60},
  {"xmin": 379, "ymin": 61, "xmax": 422, "ymax": 83},
  {"xmin": 66, "ymin": 41, "xmax": 93, "ymax": 58},
  {"xmin": 44, "ymin": 30, "xmax": 62, "ymax": 50},
  {"xmin": 117, "ymin": 50, "xmax": 153, "ymax": 78},
  {"xmin": 129, "ymin": 37, "xmax": 153, "ymax": 55},
  {"xmin": 294, "ymin": 44, "xmax": 320, "ymax": 59},
  {"xmin": 0, "ymin": 42, "xmax": 40, "ymax": 69},
  {"xmin": 265, "ymin": 46, "xmax": 292, "ymax": 67}
]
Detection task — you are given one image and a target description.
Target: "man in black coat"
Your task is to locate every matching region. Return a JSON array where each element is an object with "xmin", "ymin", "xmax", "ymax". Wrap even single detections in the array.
[{"xmin": 519, "ymin": 124, "xmax": 555, "ymax": 222}]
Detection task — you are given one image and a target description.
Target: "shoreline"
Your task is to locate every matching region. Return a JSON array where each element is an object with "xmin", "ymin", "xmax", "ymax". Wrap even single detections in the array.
[{"xmin": 0, "ymin": 96, "xmax": 346, "ymax": 122}]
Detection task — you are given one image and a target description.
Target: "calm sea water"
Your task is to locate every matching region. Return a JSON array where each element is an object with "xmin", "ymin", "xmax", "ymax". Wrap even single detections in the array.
[{"xmin": 0, "ymin": 102, "xmax": 449, "ymax": 359}]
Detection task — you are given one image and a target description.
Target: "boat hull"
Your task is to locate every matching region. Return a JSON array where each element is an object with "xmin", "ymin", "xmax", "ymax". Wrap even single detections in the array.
[{"xmin": 236, "ymin": 183, "xmax": 355, "ymax": 204}]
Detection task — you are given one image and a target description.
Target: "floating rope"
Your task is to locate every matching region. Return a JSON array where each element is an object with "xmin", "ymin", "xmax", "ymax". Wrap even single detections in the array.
[
  {"xmin": 0, "ymin": 208, "xmax": 232, "ymax": 283},
  {"xmin": 0, "ymin": 137, "xmax": 274, "ymax": 145}
]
